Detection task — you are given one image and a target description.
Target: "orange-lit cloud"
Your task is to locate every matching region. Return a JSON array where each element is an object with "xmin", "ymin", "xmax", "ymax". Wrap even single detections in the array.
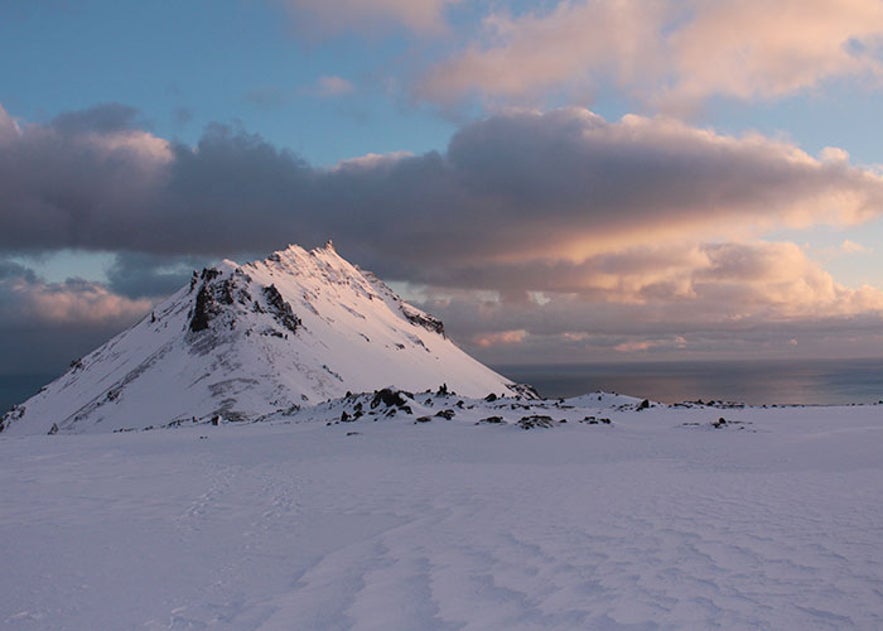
[{"xmin": 473, "ymin": 329, "xmax": 528, "ymax": 348}]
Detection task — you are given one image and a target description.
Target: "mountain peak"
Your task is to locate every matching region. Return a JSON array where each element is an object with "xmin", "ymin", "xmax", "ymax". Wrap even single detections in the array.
[{"xmin": 2, "ymin": 244, "xmax": 521, "ymax": 435}]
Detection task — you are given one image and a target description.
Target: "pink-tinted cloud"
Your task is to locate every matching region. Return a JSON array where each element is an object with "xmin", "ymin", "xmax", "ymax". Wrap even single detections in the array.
[
  {"xmin": 418, "ymin": 0, "xmax": 883, "ymax": 109},
  {"xmin": 312, "ymin": 75, "xmax": 356, "ymax": 97},
  {"xmin": 0, "ymin": 261, "xmax": 153, "ymax": 375},
  {"xmin": 0, "ymin": 268, "xmax": 151, "ymax": 327},
  {"xmin": 473, "ymin": 329, "xmax": 528, "ymax": 348},
  {"xmin": 664, "ymin": 0, "xmax": 883, "ymax": 107},
  {"xmin": 276, "ymin": 0, "xmax": 458, "ymax": 35},
  {"xmin": 419, "ymin": 0, "xmax": 668, "ymax": 104},
  {"xmin": 417, "ymin": 240, "xmax": 883, "ymax": 361}
]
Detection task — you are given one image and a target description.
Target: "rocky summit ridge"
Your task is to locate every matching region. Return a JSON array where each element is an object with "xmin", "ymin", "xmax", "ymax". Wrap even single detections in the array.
[{"xmin": 2, "ymin": 242, "xmax": 525, "ymax": 435}]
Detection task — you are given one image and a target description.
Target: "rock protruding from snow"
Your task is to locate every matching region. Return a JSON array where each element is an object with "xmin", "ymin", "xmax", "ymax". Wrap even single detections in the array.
[{"xmin": 2, "ymin": 243, "xmax": 524, "ymax": 435}]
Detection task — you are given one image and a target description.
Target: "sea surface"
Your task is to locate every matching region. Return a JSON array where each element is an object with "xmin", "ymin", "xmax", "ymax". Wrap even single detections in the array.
[
  {"xmin": 0, "ymin": 374, "xmax": 57, "ymax": 416},
  {"xmin": 495, "ymin": 358, "xmax": 883, "ymax": 406},
  {"xmin": 2, "ymin": 358, "xmax": 883, "ymax": 415}
]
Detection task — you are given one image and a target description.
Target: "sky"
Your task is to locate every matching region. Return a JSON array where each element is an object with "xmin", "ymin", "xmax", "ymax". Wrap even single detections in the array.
[{"xmin": 3, "ymin": 0, "xmax": 883, "ymax": 379}]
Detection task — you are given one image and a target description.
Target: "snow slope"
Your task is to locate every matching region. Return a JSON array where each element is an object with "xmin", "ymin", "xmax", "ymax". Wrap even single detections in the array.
[
  {"xmin": 2, "ymin": 397, "xmax": 883, "ymax": 629},
  {"xmin": 1, "ymin": 242, "xmax": 520, "ymax": 435}
]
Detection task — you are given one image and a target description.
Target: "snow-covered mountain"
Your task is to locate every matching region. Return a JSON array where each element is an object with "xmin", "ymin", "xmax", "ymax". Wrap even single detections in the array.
[{"xmin": 2, "ymin": 242, "xmax": 525, "ymax": 435}]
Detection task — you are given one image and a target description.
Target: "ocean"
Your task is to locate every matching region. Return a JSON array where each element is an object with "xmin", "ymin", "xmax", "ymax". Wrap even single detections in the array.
[
  {"xmin": 2, "ymin": 358, "xmax": 883, "ymax": 415},
  {"xmin": 0, "ymin": 374, "xmax": 57, "ymax": 416},
  {"xmin": 494, "ymin": 358, "xmax": 883, "ymax": 406}
]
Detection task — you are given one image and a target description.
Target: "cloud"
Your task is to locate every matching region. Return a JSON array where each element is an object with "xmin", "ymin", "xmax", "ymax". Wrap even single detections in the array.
[
  {"xmin": 416, "ymin": 241, "xmax": 883, "ymax": 362},
  {"xmin": 0, "ymin": 265, "xmax": 151, "ymax": 327},
  {"xmin": 0, "ymin": 261, "xmax": 152, "ymax": 375},
  {"xmin": 3, "ymin": 104, "xmax": 883, "ymax": 279},
  {"xmin": 3, "ymin": 102, "xmax": 883, "ymax": 361},
  {"xmin": 50, "ymin": 103, "xmax": 143, "ymax": 135},
  {"xmin": 417, "ymin": 0, "xmax": 883, "ymax": 109},
  {"xmin": 418, "ymin": 0, "xmax": 668, "ymax": 105},
  {"xmin": 275, "ymin": 0, "xmax": 458, "ymax": 35},
  {"xmin": 0, "ymin": 103, "xmax": 172, "ymax": 252},
  {"xmin": 106, "ymin": 252, "xmax": 207, "ymax": 299},
  {"xmin": 663, "ymin": 0, "xmax": 883, "ymax": 107},
  {"xmin": 840, "ymin": 239, "xmax": 871, "ymax": 255},
  {"xmin": 299, "ymin": 76, "xmax": 356, "ymax": 98},
  {"xmin": 473, "ymin": 329, "xmax": 528, "ymax": 348}
]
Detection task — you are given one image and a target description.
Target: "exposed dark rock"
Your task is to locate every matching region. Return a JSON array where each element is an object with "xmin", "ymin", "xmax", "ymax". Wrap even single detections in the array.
[
  {"xmin": 581, "ymin": 416, "xmax": 612, "ymax": 425},
  {"xmin": 484, "ymin": 393, "xmax": 498, "ymax": 402},
  {"xmin": 507, "ymin": 383, "xmax": 541, "ymax": 400},
  {"xmin": 370, "ymin": 388, "xmax": 410, "ymax": 410},
  {"xmin": 190, "ymin": 270, "xmax": 256, "ymax": 334},
  {"xmin": 48, "ymin": 422, "xmax": 59, "ymax": 435},
  {"xmin": 401, "ymin": 305, "xmax": 446, "ymax": 337},
  {"xmin": 638, "ymin": 399, "xmax": 651, "ymax": 410},
  {"xmin": 479, "ymin": 416, "xmax": 504, "ymax": 424},
  {"xmin": 435, "ymin": 409, "xmax": 455, "ymax": 420},
  {"xmin": 517, "ymin": 415, "xmax": 555, "ymax": 429},
  {"xmin": 262, "ymin": 284, "xmax": 301, "ymax": 334},
  {"xmin": 416, "ymin": 416, "xmax": 432, "ymax": 423},
  {"xmin": 201, "ymin": 267, "xmax": 221, "ymax": 282},
  {"xmin": 190, "ymin": 283, "xmax": 217, "ymax": 332}
]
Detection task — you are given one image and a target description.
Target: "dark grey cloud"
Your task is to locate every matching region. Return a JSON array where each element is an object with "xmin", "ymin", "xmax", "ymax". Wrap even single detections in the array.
[
  {"xmin": 0, "ymin": 260, "xmax": 38, "ymax": 283},
  {"xmin": 2, "ymin": 104, "xmax": 882, "ymax": 294},
  {"xmin": 51, "ymin": 103, "xmax": 143, "ymax": 135},
  {"xmin": 106, "ymin": 252, "xmax": 208, "ymax": 299},
  {"xmin": 3, "ymin": 98, "xmax": 883, "ymax": 373}
]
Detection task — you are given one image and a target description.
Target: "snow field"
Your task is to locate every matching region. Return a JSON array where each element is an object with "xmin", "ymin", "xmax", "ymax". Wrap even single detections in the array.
[{"xmin": 2, "ymin": 402, "xmax": 883, "ymax": 630}]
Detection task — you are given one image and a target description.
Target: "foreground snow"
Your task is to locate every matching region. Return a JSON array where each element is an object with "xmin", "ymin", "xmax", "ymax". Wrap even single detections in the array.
[{"xmin": 2, "ymin": 396, "xmax": 883, "ymax": 630}]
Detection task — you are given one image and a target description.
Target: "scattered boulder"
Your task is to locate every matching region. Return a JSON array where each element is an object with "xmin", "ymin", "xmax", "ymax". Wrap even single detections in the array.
[
  {"xmin": 370, "ymin": 388, "xmax": 411, "ymax": 410},
  {"xmin": 581, "ymin": 416, "xmax": 612, "ymax": 425},
  {"xmin": 517, "ymin": 415, "xmax": 555, "ymax": 430},
  {"xmin": 479, "ymin": 416, "xmax": 504, "ymax": 424}
]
